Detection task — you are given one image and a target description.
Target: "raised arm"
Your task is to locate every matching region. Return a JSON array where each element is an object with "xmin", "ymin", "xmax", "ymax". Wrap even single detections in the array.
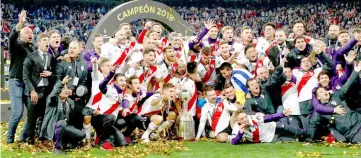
[
  {"xmin": 317, "ymin": 52, "xmax": 333, "ymax": 72},
  {"xmin": 312, "ymin": 94, "xmax": 334, "ymax": 115},
  {"xmin": 189, "ymin": 20, "xmax": 214, "ymax": 48},
  {"xmin": 338, "ymin": 65, "xmax": 361, "ymax": 101},
  {"xmin": 334, "ymin": 37, "xmax": 358, "ymax": 60},
  {"xmin": 99, "ymin": 71, "xmax": 115, "ymax": 94},
  {"xmin": 264, "ymin": 66, "xmax": 286, "ymax": 91}
]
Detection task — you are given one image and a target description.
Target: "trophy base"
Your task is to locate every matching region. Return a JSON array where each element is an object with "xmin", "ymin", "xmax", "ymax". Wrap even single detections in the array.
[{"xmin": 177, "ymin": 137, "xmax": 195, "ymax": 141}]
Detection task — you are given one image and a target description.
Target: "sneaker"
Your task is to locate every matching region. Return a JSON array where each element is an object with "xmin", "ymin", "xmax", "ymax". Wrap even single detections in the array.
[
  {"xmin": 26, "ymin": 138, "xmax": 35, "ymax": 145},
  {"xmin": 53, "ymin": 148, "xmax": 66, "ymax": 155},
  {"xmin": 93, "ymin": 135, "xmax": 100, "ymax": 146},
  {"xmin": 100, "ymin": 141, "xmax": 114, "ymax": 151},
  {"xmin": 125, "ymin": 137, "xmax": 131, "ymax": 143}
]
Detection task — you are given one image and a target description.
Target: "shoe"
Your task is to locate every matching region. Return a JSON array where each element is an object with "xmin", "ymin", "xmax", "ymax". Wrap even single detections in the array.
[
  {"xmin": 7, "ymin": 139, "xmax": 14, "ymax": 144},
  {"xmin": 100, "ymin": 141, "xmax": 114, "ymax": 151},
  {"xmin": 53, "ymin": 148, "xmax": 67, "ymax": 155},
  {"xmin": 26, "ymin": 138, "xmax": 35, "ymax": 145},
  {"xmin": 125, "ymin": 137, "xmax": 131, "ymax": 143},
  {"xmin": 93, "ymin": 135, "xmax": 100, "ymax": 146}
]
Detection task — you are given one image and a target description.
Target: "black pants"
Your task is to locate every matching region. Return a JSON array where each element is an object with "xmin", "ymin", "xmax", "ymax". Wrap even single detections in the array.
[
  {"xmin": 272, "ymin": 122, "xmax": 304, "ymax": 142},
  {"xmin": 91, "ymin": 114, "xmax": 116, "ymax": 143},
  {"xmin": 118, "ymin": 114, "xmax": 151, "ymax": 137},
  {"xmin": 26, "ymin": 88, "xmax": 47, "ymax": 139},
  {"xmin": 54, "ymin": 120, "xmax": 85, "ymax": 149}
]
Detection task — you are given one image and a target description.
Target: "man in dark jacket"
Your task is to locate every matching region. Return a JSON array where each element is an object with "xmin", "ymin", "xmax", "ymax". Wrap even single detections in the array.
[
  {"xmin": 23, "ymin": 33, "xmax": 55, "ymax": 144},
  {"xmin": 286, "ymin": 36, "xmax": 313, "ymax": 69},
  {"xmin": 324, "ymin": 25, "xmax": 340, "ymax": 48},
  {"xmin": 268, "ymin": 30, "xmax": 294, "ymax": 67},
  {"xmin": 55, "ymin": 41, "xmax": 89, "ymax": 130},
  {"xmin": 39, "ymin": 77, "xmax": 86, "ymax": 154},
  {"xmin": 7, "ymin": 10, "xmax": 36, "ymax": 144},
  {"xmin": 310, "ymin": 62, "xmax": 361, "ymax": 143},
  {"xmin": 244, "ymin": 65, "xmax": 286, "ymax": 115}
]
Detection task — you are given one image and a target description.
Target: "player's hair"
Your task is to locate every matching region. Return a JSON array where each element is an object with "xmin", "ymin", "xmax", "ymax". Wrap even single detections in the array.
[
  {"xmin": 329, "ymin": 24, "xmax": 340, "ymax": 29},
  {"xmin": 219, "ymin": 62, "xmax": 233, "ymax": 71},
  {"xmin": 187, "ymin": 62, "xmax": 198, "ymax": 74},
  {"xmin": 317, "ymin": 70, "xmax": 330, "ymax": 81},
  {"xmin": 47, "ymin": 29, "xmax": 61, "ymax": 37},
  {"xmin": 114, "ymin": 73, "xmax": 125, "ymax": 81},
  {"xmin": 169, "ymin": 32, "xmax": 182, "ymax": 41},
  {"xmin": 352, "ymin": 28, "xmax": 361, "ymax": 34},
  {"xmin": 163, "ymin": 83, "xmax": 175, "ymax": 90},
  {"xmin": 219, "ymin": 40, "xmax": 228, "ymax": 46},
  {"xmin": 241, "ymin": 26, "xmax": 252, "ymax": 34},
  {"xmin": 162, "ymin": 46, "xmax": 173, "ymax": 53},
  {"xmin": 145, "ymin": 30, "xmax": 156, "ymax": 38},
  {"xmin": 221, "ymin": 26, "xmax": 233, "ymax": 34},
  {"xmin": 127, "ymin": 75, "xmax": 139, "ymax": 85},
  {"xmin": 92, "ymin": 33, "xmax": 102, "ymax": 42},
  {"xmin": 223, "ymin": 83, "xmax": 234, "ymax": 90},
  {"xmin": 37, "ymin": 33, "xmax": 49, "ymax": 42},
  {"xmin": 294, "ymin": 35, "xmax": 305, "ymax": 43},
  {"xmin": 152, "ymin": 22, "xmax": 164, "ymax": 30},
  {"xmin": 201, "ymin": 47, "xmax": 211, "ymax": 56},
  {"xmin": 69, "ymin": 40, "xmax": 81, "ymax": 48},
  {"xmin": 263, "ymin": 22, "xmax": 276, "ymax": 30},
  {"xmin": 313, "ymin": 87, "xmax": 326, "ymax": 99},
  {"xmin": 246, "ymin": 78, "xmax": 257, "ymax": 88},
  {"xmin": 143, "ymin": 48, "xmax": 156, "ymax": 55},
  {"xmin": 245, "ymin": 44, "xmax": 255, "ymax": 53},
  {"xmin": 98, "ymin": 57, "xmax": 110, "ymax": 67},
  {"xmin": 339, "ymin": 30, "xmax": 349, "ymax": 35},
  {"xmin": 202, "ymin": 85, "xmax": 214, "ymax": 94},
  {"xmin": 119, "ymin": 23, "xmax": 130, "ymax": 29},
  {"xmin": 61, "ymin": 36, "xmax": 72, "ymax": 50}
]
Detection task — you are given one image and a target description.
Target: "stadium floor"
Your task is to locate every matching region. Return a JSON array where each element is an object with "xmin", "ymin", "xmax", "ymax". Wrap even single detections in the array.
[{"xmin": 1, "ymin": 122, "xmax": 361, "ymax": 158}]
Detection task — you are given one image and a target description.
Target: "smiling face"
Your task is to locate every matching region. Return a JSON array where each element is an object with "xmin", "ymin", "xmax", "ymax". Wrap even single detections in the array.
[
  {"xmin": 164, "ymin": 48, "xmax": 175, "ymax": 62},
  {"xmin": 170, "ymin": 36, "xmax": 182, "ymax": 48},
  {"xmin": 338, "ymin": 32, "xmax": 350, "ymax": 45},
  {"xmin": 163, "ymin": 87, "xmax": 176, "ymax": 101},
  {"xmin": 205, "ymin": 90, "xmax": 217, "ymax": 104},
  {"xmin": 256, "ymin": 66, "xmax": 269, "ymax": 81},
  {"xmin": 275, "ymin": 30, "xmax": 287, "ymax": 45},
  {"xmin": 236, "ymin": 113, "xmax": 249, "ymax": 126},
  {"xmin": 49, "ymin": 32, "xmax": 61, "ymax": 48},
  {"xmin": 208, "ymin": 27, "xmax": 219, "ymax": 39},
  {"xmin": 318, "ymin": 74, "xmax": 330, "ymax": 88},
  {"xmin": 115, "ymin": 75, "xmax": 127, "ymax": 90},
  {"xmin": 143, "ymin": 51, "xmax": 155, "ymax": 65},
  {"xmin": 293, "ymin": 23, "xmax": 305, "ymax": 35},
  {"xmin": 200, "ymin": 53, "xmax": 211, "ymax": 65},
  {"xmin": 264, "ymin": 25, "xmax": 275, "ymax": 40},
  {"xmin": 120, "ymin": 24, "xmax": 131, "ymax": 36},
  {"xmin": 99, "ymin": 61, "xmax": 111, "ymax": 75},
  {"xmin": 223, "ymin": 86, "xmax": 235, "ymax": 100},
  {"xmin": 283, "ymin": 67, "xmax": 293, "ymax": 81}
]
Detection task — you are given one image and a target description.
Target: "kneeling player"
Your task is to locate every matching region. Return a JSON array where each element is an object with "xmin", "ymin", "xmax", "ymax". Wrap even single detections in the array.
[
  {"xmin": 120, "ymin": 75, "xmax": 163, "ymax": 142},
  {"xmin": 196, "ymin": 86, "xmax": 238, "ymax": 143}
]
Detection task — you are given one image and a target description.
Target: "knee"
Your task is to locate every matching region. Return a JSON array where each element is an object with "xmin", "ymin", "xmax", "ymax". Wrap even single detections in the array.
[
  {"xmin": 216, "ymin": 133, "xmax": 229, "ymax": 143},
  {"xmin": 151, "ymin": 115, "xmax": 163, "ymax": 126},
  {"xmin": 56, "ymin": 120, "xmax": 67, "ymax": 129},
  {"xmin": 83, "ymin": 116, "xmax": 92, "ymax": 125},
  {"xmin": 115, "ymin": 118, "xmax": 126, "ymax": 128},
  {"xmin": 166, "ymin": 112, "xmax": 177, "ymax": 121}
]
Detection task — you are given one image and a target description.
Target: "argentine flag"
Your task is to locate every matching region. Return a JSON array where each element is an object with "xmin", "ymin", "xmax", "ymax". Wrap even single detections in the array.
[{"xmin": 231, "ymin": 68, "xmax": 253, "ymax": 93}]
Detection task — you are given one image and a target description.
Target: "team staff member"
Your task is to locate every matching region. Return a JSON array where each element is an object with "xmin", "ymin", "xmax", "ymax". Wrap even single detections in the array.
[{"xmin": 7, "ymin": 10, "xmax": 35, "ymax": 144}]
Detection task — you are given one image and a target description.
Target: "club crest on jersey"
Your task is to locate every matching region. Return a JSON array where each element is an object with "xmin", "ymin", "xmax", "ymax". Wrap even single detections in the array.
[
  {"xmin": 260, "ymin": 94, "xmax": 265, "ymax": 98},
  {"xmin": 309, "ymin": 71, "xmax": 314, "ymax": 76},
  {"xmin": 217, "ymin": 106, "xmax": 223, "ymax": 112}
]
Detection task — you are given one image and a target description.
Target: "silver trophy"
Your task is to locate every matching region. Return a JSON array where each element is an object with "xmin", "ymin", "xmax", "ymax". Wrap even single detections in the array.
[{"xmin": 177, "ymin": 89, "xmax": 195, "ymax": 141}]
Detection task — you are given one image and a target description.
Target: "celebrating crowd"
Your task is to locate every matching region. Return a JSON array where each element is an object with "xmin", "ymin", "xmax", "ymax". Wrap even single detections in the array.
[
  {"xmin": 5, "ymin": 2, "xmax": 361, "ymax": 155},
  {"xmin": 2, "ymin": 1, "xmax": 361, "ymax": 51}
]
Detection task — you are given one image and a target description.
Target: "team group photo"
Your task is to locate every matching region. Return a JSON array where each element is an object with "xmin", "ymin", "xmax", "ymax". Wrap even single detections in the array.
[{"xmin": 1, "ymin": 0, "xmax": 361, "ymax": 157}]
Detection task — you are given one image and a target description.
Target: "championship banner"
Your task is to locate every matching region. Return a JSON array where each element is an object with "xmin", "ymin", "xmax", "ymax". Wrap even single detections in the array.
[{"xmin": 86, "ymin": 0, "xmax": 195, "ymax": 49}]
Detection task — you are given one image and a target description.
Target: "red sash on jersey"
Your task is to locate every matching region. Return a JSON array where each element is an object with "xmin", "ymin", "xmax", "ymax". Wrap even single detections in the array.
[
  {"xmin": 130, "ymin": 97, "xmax": 139, "ymax": 112},
  {"xmin": 211, "ymin": 102, "xmax": 224, "ymax": 131},
  {"xmin": 154, "ymin": 63, "xmax": 178, "ymax": 90},
  {"xmin": 161, "ymin": 37, "xmax": 168, "ymax": 47},
  {"xmin": 297, "ymin": 70, "xmax": 314, "ymax": 96},
  {"xmin": 211, "ymin": 41, "xmax": 220, "ymax": 56},
  {"xmin": 253, "ymin": 60, "xmax": 264, "ymax": 76},
  {"xmin": 113, "ymin": 42, "xmax": 136, "ymax": 66},
  {"xmin": 175, "ymin": 47, "xmax": 183, "ymax": 59},
  {"xmin": 188, "ymin": 82, "xmax": 198, "ymax": 112},
  {"xmin": 201, "ymin": 59, "xmax": 216, "ymax": 83},
  {"xmin": 265, "ymin": 42, "xmax": 277, "ymax": 56},
  {"xmin": 252, "ymin": 120, "xmax": 261, "ymax": 143},
  {"xmin": 189, "ymin": 55, "xmax": 197, "ymax": 62},
  {"xmin": 103, "ymin": 101, "xmax": 120, "ymax": 115},
  {"xmin": 139, "ymin": 66, "xmax": 158, "ymax": 84},
  {"xmin": 281, "ymin": 82, "xmax": 294, "ymax": 96}
]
